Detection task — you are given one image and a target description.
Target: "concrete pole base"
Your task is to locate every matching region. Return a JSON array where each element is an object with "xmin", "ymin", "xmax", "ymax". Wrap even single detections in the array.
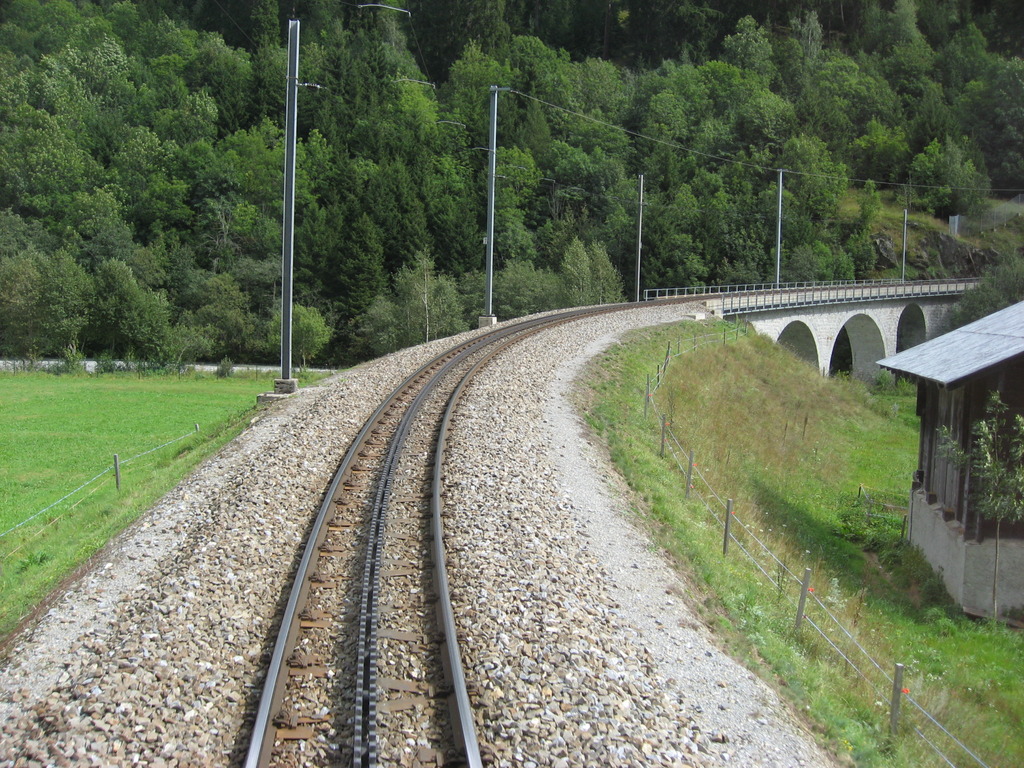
[
  {"xmin": 274, "ymin": 378, "xmax": 299, "ymax": 394},
  {"xmin": 258, "ymin": 378, "xmax": 299, "ymax": 405},
  {"xmin": 478, "ymin": 315, "xmax": 498, "ymax": 328}
]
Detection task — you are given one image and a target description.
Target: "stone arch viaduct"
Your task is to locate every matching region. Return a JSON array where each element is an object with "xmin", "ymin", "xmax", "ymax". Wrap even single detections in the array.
[{"xmin": 649, "ymin": 280, "xmax": 977, "ymax": 380}]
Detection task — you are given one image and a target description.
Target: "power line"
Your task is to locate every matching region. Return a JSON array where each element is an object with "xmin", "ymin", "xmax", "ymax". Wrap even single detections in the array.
[
  {"xmin": 344, "ymin": 1, "xmax": 434, "ymax": 96},
  {"xmin": 510, "ymin": 89, "xmax": 769, "ymax": 173},
  {"xmin": 208, "ymin": 0, "xmax": 257, "ymax": 49},
  {"xmin": 532, "ymin": 171, "xmax": 858, "ymax": 226},
  {"xmin": 406, "ymin": 12, "xmax": 433, "ymax": 84},
  {"xmin": 509, "ymin": 88, "xmax": 1024, "ymax": 195}
]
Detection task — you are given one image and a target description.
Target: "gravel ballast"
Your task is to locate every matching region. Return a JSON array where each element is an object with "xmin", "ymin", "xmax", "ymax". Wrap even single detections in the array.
[{"xmin": 0, "ymin": 304, "xmax": 840, "ymax": 767}]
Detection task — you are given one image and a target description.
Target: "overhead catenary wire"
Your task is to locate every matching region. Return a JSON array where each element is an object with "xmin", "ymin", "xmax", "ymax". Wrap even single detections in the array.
[
  {"xmin": 529, "ymin": 164, "xmax": 909, "ymax": 230},
  {"xmin": 509, "ymin": 88, "xmax": 1024, "ymax": 195},
  {"xmin": 208, "ymin": 0, "xmax": 258, "ymax": 49}
]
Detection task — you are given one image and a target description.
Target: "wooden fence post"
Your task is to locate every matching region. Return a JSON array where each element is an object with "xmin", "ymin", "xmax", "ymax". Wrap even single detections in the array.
[
  {"xmin": 890, "ymin": 663, "xmax": 905, "ymax": 735},
  {"xmin": 723, "ymin": 499, "xmax": 734, "ymax": 555},
  {"xmin": 685, "ymin": 450, "xmax": 694, "ymax": 498},
  {"xmin": 794, "ymin": 568, "xmax": 812, "ymax": 632}
]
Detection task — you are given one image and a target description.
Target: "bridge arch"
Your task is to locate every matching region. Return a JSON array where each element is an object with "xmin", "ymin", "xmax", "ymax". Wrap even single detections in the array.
[
  {"xmin": 777, "ymin": 321, "xmax": 819, "ymax": 369},
  {"xmin": 896, "ymin": 303, "xmax": 927, "ymax": 352},
  {"xmin": 829, "ymin": 313, "xmax": 885, "ymax": 379},
  {"xmin": 732, "ymin": 293, "xmax": 960, "ymax": 381}
]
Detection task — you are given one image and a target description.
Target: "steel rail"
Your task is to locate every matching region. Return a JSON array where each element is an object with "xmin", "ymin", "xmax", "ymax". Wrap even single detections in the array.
[
  {"xmin": 428, "ymin": 316, "xmax": 599, "ymax": 768},
  {"xmin": 244, "ymin": 303, "xmax": 643, "ymax": 765},
  {"xmin": 244, "ymin": 342, "xmax": 469, "ymax": 768},
  {"xmin": 245, "ymin": 280, "xmax": 972, "ymax": 767},
  {"xmin": 352, "ymin": 328, "xmax": 507, "ymax": 767},
  {"xmin": 355, "ymin": 307, "xmax": 619, "ymax": 767}
]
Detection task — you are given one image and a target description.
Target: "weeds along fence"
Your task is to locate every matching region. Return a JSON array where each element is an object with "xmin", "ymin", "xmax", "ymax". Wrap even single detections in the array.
[
  {"xmin": 644, "ymin": 322, "xmax": 990, "ymax": 768},
  {"xmin": 0, "ymin": 426, "xmax": 201, "ymax": 561}
]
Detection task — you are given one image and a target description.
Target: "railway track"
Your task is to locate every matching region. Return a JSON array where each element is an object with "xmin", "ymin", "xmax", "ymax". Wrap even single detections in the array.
[
  {"xmin": 244, "ymin": 305, "xmax": 642, "ymax": 768},
  {"xmin": 0, "ymin": 294, "xmax": 841, "ymax": 768}
]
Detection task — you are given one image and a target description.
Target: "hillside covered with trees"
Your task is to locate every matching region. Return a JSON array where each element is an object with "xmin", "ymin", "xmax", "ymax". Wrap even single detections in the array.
[{"xmin": 0, "ymin": 0, "xmax": 1021, "ymax": 366}]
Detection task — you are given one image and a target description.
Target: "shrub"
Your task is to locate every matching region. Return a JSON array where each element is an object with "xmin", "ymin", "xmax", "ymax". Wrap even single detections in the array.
[{"xmin": 94, "ymin": 353, "xmax": 124, "ymax": 374}]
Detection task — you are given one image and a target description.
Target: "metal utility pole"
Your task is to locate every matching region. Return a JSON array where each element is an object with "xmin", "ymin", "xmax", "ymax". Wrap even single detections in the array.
[
  {"xmin": 635, "ymin": 174, "xmax": 644, "ymax": 302},
  {"xmin": 483, "ymin": 86, "xmax": 508, "ymax": 325},
  {"xmin": 901, "ymin": 208, "xmax": 908, "ymax": 282},
  {"xmin": 775, "ymin": 168, "xmax": 784, "ymax": 287},
  {"xmin": 278, "ymin": 19, "xmax": 299, "ymax": 390}
]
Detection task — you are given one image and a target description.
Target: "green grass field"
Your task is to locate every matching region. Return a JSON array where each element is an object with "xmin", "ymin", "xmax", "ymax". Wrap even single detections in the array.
[
  {"xmin": 0, "ymin": 368, "xmax": 327, "ymax": 641},
  {"xmin": 584, "ymin": 321, "xmax": 1023, "ymax": 768}
]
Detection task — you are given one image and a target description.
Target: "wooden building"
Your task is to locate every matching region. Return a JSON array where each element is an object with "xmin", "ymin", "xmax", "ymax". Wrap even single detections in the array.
[{"xmin": 878, "ymin": 300, "xmax": 1024, "ymax": 617}]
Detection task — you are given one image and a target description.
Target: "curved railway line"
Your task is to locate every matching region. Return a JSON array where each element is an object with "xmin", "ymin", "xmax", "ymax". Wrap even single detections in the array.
[
  {"xmin": 2, "ymin": 282, "xmax": 960, "ymax": 768},
  {"xmin": 245, "ymin": 305, "xmax": 642, "ymax": 768}
]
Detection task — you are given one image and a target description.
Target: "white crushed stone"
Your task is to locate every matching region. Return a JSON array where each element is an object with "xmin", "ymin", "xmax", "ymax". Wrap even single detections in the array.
[
  {"xmin": 542, "ymin": 321, "xmax": 841, "ymax": 768},
  {"xmin": 0, "ymin": 304, "xmax": 842, "ymax": 767}
]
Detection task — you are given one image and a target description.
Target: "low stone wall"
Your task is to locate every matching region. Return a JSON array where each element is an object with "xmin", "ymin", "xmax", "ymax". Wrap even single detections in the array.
[{"xmin": 909, "ymin": 489, "xmax": 1024, "ymax": 618}]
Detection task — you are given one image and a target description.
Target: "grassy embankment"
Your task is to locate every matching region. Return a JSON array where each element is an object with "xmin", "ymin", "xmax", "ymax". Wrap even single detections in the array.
[
  {"xmin": 583, "ymin": 321, "xmax": 1022, "ymax": 768},
  {"xmin": 0, "ymin": 368, "xmax": 330, "ymax": 643}
]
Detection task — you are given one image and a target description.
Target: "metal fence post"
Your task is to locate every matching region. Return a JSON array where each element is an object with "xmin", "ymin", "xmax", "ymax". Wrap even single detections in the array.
[
  {"xmin": 794, "ymin": 568, "xmax": 812, "ymax": 631},
  {"xmin": 114, "ymin": 454, "xmax": 121, "ymax": 491},
  {"xmin": 685, "ymin": 450, "xmax": 694, "ymax": 498},
  {"xmin": 660, "ymin": 414, "xmax": 668, "ymax": 457},
  {"xmin": 723, "ymin": 499, "xmax": 733, "ymax": 555}
]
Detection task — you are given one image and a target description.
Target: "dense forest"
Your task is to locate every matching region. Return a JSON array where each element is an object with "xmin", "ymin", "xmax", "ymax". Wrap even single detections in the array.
[{"xmin": 0, "ymin": 0, "xmax": 1021, "ymax": 366}]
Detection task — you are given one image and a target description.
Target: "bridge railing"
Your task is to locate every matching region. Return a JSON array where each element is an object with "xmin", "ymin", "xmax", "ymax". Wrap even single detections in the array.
[{"xmin": 644, "ymin": 278, "xmax": 978, "ymax": 315}]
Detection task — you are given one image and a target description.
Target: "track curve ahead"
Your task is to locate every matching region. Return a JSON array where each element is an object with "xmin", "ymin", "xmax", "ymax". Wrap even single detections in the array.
[{"xmin": 244, "ymin": 302, "xmax": 670, "ymax": 767}]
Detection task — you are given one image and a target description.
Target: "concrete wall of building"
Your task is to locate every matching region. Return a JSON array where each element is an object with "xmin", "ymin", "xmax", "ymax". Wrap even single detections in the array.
[
  {"xmin": 909, "ymin": 489, "xmax": 1024, "ymax": 618},
  {"xmin": 909, "ymin": 489, "xmax": 967, "ymax": 604},
  {"xmin": 962, "ymin": 536, "xmax": 1024, "ymax": 618}
]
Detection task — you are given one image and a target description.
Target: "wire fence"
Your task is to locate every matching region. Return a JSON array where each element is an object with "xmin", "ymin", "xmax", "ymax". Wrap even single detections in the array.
[
  {"xmin": 643, "ymin": 321, "xmax": 990, "ymax": 768},
  {"xmin": 0, "ymin": 426, "xmax": 201, "ymax": 547},
  {"xmin": 950, "ymin": 193, "xmax": 1024, "ymax": 237}
]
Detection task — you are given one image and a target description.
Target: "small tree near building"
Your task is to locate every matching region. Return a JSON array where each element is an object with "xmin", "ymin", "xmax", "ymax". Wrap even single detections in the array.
[{"xmin": 943, "ymin": 394, "xmax": 1024, "ymax": 619}]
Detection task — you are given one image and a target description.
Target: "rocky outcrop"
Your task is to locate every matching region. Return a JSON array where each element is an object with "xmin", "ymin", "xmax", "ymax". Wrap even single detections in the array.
[
  {"xmin": 871, "ymin": 230, "xmax": 999, "ymax": 277},
  {"xmin": 871, "ymin": 233, "xmax": 899, "ymax": 271},
  {"xmin": 916, "ymin": 231, "xmax": 998, "ymax": 276}
]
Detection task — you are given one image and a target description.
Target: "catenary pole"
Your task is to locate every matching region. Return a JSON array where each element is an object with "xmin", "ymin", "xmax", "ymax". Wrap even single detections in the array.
[
  {"xmin": 901, "ymin": 208, "xmax": 908, "ymax": 282},
  {"xmin": 775, "ymin": 168, "xmax": 784, "ymax": 287},
  {"xmin": 280, "ymin": 20, "xmax": 300, "ymax": 382},
  {"xmin": 635, "ymin": 173, "xmax": 644, "ymax": 302},
  {"xmin": 484, "ymin": 86, "xmax": 509, "ymax": 320}
]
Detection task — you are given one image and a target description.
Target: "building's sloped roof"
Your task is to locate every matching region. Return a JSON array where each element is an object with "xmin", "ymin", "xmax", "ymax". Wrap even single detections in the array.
[{"xmin": 878, "ymin": 300, "xmax": 1024, "ymax": 388}]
